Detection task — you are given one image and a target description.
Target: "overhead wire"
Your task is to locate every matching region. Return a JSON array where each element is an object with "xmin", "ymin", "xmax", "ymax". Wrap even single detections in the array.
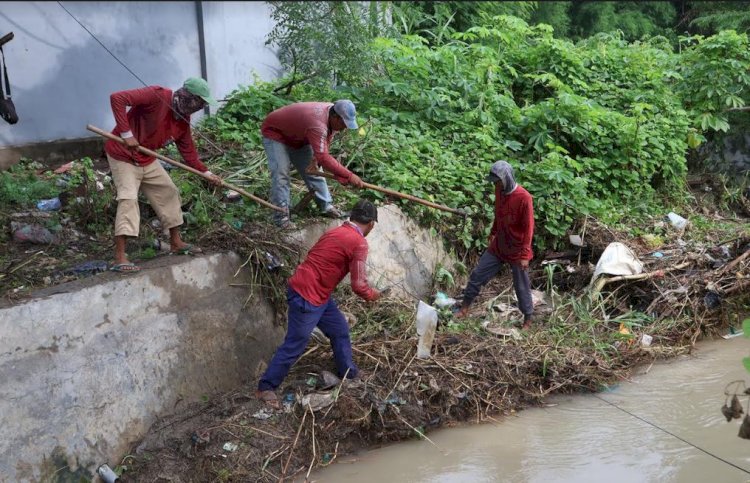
[
  {"xmin": 593, "ymin": 394, "xmax": 750, "ymax": 476},
  {"xmin": 55, "ymin": 1, "xmax": 227, "ymax": 156}
]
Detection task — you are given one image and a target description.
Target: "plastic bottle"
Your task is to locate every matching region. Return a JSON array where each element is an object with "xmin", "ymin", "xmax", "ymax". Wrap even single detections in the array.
[{"xmin": 36, "ymin": 197, "xmax": 61, "ymax": 211}]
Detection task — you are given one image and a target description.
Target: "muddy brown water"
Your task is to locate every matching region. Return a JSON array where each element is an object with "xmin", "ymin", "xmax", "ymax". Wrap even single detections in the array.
[{"xmin": 311, "ymin": 336, "xmax": 750, "ymax": 483}]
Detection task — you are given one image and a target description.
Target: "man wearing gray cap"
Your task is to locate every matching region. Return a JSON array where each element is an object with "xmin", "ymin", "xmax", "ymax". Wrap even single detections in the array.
[
  {"xmin": 261, "ymin": 100, "xmax": 365, "ymax": 228},
  {"xmin": 455, "ymin": 160, "xmax": 536, "ymax": 329}
]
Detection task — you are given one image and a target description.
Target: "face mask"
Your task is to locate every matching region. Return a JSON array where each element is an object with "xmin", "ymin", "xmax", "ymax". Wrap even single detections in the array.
[{"xmin": 173, "ymin": 88, "xmax": 205, "ymax": 119}]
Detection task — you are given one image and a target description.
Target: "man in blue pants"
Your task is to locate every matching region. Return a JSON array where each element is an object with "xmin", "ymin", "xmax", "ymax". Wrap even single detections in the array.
[{"xmin": 256, "ymin": 199, "xmax": 382, "ymax": 408}]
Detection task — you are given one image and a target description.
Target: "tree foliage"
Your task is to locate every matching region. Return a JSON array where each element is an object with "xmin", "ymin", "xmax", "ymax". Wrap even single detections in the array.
[{"xmin": 211, "ymin": 7, "xmax": 750, "ymax": 255}]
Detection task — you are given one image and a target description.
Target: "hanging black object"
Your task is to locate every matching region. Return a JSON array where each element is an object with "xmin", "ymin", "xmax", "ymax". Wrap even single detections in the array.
[{"xmin": 0, "ymin": 32, "xmax": 18, "ymax": 125}]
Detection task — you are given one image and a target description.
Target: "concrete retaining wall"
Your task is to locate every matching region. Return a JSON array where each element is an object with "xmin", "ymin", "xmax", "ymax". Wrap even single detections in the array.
[
  {"xmin": 0, "ymin": 206, "xmax": 455, "ymax": 481},
  {"xmin": 0, "ymin": 253, "xmax": 283, "ymax": 482}
]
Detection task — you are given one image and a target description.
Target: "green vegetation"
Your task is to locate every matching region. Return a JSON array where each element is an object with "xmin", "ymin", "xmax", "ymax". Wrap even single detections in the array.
[{"xmin": 199, "ymin": 12, "xmax": 750, "ymax": 255}]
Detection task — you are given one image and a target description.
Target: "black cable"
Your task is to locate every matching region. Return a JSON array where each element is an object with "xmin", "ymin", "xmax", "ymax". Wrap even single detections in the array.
[
  {"xmin": 593, "ymin": 394, "xmax": 750, "ymax": 476},
  {"xmin": 55, "ymin": 1, "xmax": 227, "ymax": 157}
]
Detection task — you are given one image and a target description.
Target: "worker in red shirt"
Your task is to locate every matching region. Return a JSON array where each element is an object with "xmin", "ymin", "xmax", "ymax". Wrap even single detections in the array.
[
  {"xmin": 260, "ymin": 100, "xmax": 366, "ymax": 228},
  {"xmin": 455, "ymin": 161, "xmax": 535, "ymax": 329},
  {"xmin": 105, "ymin": 78, "xmax": 222, "ymax": 272},
  {"xmin": 257, "ymin": 199, "xmax": 383, "ymax": 408}
]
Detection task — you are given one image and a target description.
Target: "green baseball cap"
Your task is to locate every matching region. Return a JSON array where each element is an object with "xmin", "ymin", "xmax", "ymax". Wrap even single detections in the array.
[{"xmin": 183, "ymin": 77, "xmax": 217, "ymax": 106}]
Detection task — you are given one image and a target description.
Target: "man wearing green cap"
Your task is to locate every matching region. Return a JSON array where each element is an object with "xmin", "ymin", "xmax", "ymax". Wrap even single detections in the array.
[{"xmin": 104, "ymin": 77, "xmax": 222, "ymax": 273}]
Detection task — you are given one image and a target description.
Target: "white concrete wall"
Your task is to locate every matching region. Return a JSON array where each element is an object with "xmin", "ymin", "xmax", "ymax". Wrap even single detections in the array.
[
  {"xmin": 0, "ymin": 253, "xmax": 283, "ymax": 482},
  {"xmin": 0, "ymin": 1, "xmax": 281, "ymax": 147},
  {"xmin": 202, "ymin": 1, "xmax": 282, "ymax": 101}
]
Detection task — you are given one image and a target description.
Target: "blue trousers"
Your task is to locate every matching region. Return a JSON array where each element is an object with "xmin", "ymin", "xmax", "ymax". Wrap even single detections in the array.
[
  {"xmin": 263, "ymin": 137, "xmax": 333, "ymax": 223},
  {"xmin": 258, "ymin": 287, "xmax": 358, "ymax": 391}
]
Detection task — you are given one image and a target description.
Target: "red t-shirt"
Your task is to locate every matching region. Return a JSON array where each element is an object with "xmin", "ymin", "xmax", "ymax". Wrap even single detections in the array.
[
  {"xmin": 489, "ymin": 184, "xmax": 534, "ymax": 262},
  {"xmin": 288, "ymin": 222, "xmax": 377, "ymax": 306},
  {"xmin": 104, "ymin": 86, "xmax": 207, "ymax": 172},
  {"xmin": 260, "ymin": 102, "xmax": 353, "ymax": 183}
]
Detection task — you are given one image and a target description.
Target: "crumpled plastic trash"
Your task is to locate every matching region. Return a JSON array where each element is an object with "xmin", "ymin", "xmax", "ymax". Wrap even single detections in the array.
[
  {"xmin": 433, "ymin": 292, "xmax": 457, "ymax": 308},
  {"xmin": 416, "ymin": 301, "xmax": 438, "ymax": 359},
  {"xmin": 300, "ymin": 392, "xmax": 335, "ymax": 411},
  {"xmin": 482, "ymin": 321, "xmax": 521, "ymax": 339},
  {"xmin": 666, "ymin": 212, "xmax": 688, "ymax": 230},
  {"xmin": 222, "ymin": 442, "xmax": 238, "ymax": 452},
  {"xmin": 63, "ymin": 260, "xmax": 109, "ymax": 276},
  {"xmin": 37, "ymin": 197, "xmax": 61, "ymax": 211},
  {"xmin": 252, "ymin": 408, "xmax": 274, "ymax": 420},
  {"xmin": 590, "ymin": 242, "xmax": 643, "ymax": 286},
  {"xmin": 11, "ymin": 222, "xmax": 57, "ymax": 244}
]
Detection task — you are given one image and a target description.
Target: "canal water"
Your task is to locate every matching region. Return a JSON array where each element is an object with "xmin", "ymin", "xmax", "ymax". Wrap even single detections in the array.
[{"xmin": 312, "ymin": 336, "xmax": 750, "ymax": 483}]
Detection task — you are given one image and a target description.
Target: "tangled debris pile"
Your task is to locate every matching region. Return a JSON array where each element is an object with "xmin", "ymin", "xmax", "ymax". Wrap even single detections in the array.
[{"xmin": 125, "ymin": 216, "xmax": 749, "ymax": 482}]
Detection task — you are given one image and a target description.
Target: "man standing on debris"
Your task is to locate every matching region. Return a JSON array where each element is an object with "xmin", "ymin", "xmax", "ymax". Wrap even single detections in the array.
[
  {"xmin": 256, "ymin": 199, "xmax": 382, "ymax": 408},
  {"xmin": 105, "ymin": 78, "xmax": 222, "ymax": 272},
  {"xmin": 260, "ymin": 100, "xmax": 365, "ymax": 228},
  {"xmin": 455, "ymin": 160, "xmax": 535, "ymax": 329}
]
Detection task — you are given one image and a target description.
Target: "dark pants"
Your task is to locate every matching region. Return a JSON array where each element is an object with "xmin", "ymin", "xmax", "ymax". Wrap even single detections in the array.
[
  {"xmin": 462, "ymin": 250, "xmax": 533, "ymax": 318},
  {"xmin": 258, "ymin": 287, "xmax": 358, "ymax": 391}
]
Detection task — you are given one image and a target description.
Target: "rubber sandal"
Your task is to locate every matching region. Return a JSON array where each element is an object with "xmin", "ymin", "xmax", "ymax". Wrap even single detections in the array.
[
  {"xmin": 171, "ymin": 243, "xmax": 203, "ymax": 255},
  {"xmin": 255, "ymin": 390, "xmax": 281, "ymax": 410},
  {"xmin": 110, "ymin": 262, "xmax": 141, "ymax": 273}
]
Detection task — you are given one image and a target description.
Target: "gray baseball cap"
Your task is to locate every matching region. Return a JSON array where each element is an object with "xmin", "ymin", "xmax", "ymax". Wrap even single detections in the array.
[{"xmin": 333, "ymin": 99, "xmax": 358, "ymax": 129}]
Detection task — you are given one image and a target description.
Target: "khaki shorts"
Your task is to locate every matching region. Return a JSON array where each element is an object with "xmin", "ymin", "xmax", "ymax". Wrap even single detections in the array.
[{"xmin": 107, "ymin": 154, "xmax": 183, "ymax": 237}]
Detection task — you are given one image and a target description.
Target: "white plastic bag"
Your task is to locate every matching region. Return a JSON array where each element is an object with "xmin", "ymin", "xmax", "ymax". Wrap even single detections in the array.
[
  {"xmin": 590, "ymin": 242, "xmax": 644, "ymax": 286},
  {"xmin": 416, "ymin": 300, "xmax": 438, "ymax": 359}
]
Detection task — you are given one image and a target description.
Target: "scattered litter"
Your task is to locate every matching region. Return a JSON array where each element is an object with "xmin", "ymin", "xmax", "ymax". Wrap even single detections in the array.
[
  {"xmin": 300, "ymin": 392, "xmax": 335, "ymax": 411},
  {"xmin": 651, "ymin": 252, "xmax": 664, "ymax": 258},
  {"xmin": 482, "ymin": 321, "xmax": 521, "ymax": 339},
  {"xmin": 703, "ymin": 291, "xmax": 721, "ymax": 310},
  {"xmin": 97, "ymin": 464, "xmax": 120, "ymax": 483},
  {"xmin": 590, "ymin": 242, "xmax": 643, "ymax": 286},
  {"xmin": 222, "ymin": 442, "xmax": 239, "ymax": 452},
  {"xmin": 264, "ymin": 251, "xmax": 283, "ymax": 271},
  {"xmin": 640, "ymin": 334, "xmax": 653, "ymax": 347},
  {"xmin": 191, "ymin": 430, "xmax": 210, "ymax": 446},
  {"xmin": 11, "ymin": 222, "xmax": 57, "ymax": 244},
  {"xmin": 433, "ymin": 291, "xmax": 457, "ymax": 308},
  {"xmin": 225, "ymin": 190, "xmax": 242, "ymax": 202},
  {"xmin": 305, "ymin": 376, "xmax": 318, "ymax": 387},
  {"xmin": 569, "ymin": 234, "xmax": 584, "ymax": 247},
  {"xmin": 252, "ymin": 408, "xmax": 274, "ymax": 420},
  {"xmin": 415, "ymin": 301, "xmax": 438, "ymax": 359},
  {"xmin": 63, "ymin": 260, "xmax": 109, "ymax": 276},
  {"xmin": 36, "ymin": 197, "xmax": 61, "ymax": 211},
  {"xmin": 320, "ymin": 370, "xmax": 341, "ymax": 389},
  {"xmin": 666, "ymin": 212, "xmax": 688, "ymax": 230},
  {"xmin": 283, "ymin": 393, "xmax": 295, "ymax": 403},
  {"xmin": 721, "ymin": 330, "xmax": 744, "ymax": 340},
  {"xmin": 384, "ymin": 396, "xmax": 406, "ymax": 405}
]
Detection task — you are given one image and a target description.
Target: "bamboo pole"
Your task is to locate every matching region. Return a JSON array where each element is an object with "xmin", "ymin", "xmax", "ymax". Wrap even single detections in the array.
[
  {"xmin": 86, "ymin": 124, "xmax": 285, "ymax": 213},
  {"xmin": 307, "ymin": 169, "xmax": 466, "ymax": 216}
]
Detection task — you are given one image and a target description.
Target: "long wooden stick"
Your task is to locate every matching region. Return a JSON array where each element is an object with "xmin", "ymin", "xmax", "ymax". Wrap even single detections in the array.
[
  {"xmin": 307, "ymin": 169, "xmax": 466, "ymax": 216},
  {"xmin": 86, "ymin": 124, "xmax": 286, "ymax": 213}
]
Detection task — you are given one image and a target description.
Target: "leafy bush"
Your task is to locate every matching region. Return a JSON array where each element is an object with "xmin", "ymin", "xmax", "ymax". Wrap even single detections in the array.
[{"xmin": 200, "ymin": 15, "xmax": 749, "ymax": 255}]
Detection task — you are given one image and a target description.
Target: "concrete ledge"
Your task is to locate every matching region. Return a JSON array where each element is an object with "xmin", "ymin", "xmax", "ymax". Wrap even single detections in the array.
[
  {"xmin": 0, "ymin": 136, "xmax": 105, "ymax": 171},
  {"xmin": 0, "ymin": 253, "xmax": 283, "ymax": 481}
]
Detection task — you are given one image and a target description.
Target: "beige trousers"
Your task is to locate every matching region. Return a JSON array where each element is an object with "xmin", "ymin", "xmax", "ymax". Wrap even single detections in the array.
[{"xmin": 107, "ymin": 154, "xmax": 183, "ymax": 237}]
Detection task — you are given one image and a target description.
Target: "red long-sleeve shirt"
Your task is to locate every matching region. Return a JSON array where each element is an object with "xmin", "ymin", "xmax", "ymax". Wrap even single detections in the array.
[
  {"xmin": 288, "ymin": 222, "xmax": 377, "ymax": 306},
  {"xmin": 489, "ymin": 184, "xmax": 534, "ymax": 262},
  {"xmin": 260, "ymin": 102, "xmax": 354, "ymax": 184},
  {"xmin": 104, "ymin": 86, "xmax": 208, "ymax": 172}
]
